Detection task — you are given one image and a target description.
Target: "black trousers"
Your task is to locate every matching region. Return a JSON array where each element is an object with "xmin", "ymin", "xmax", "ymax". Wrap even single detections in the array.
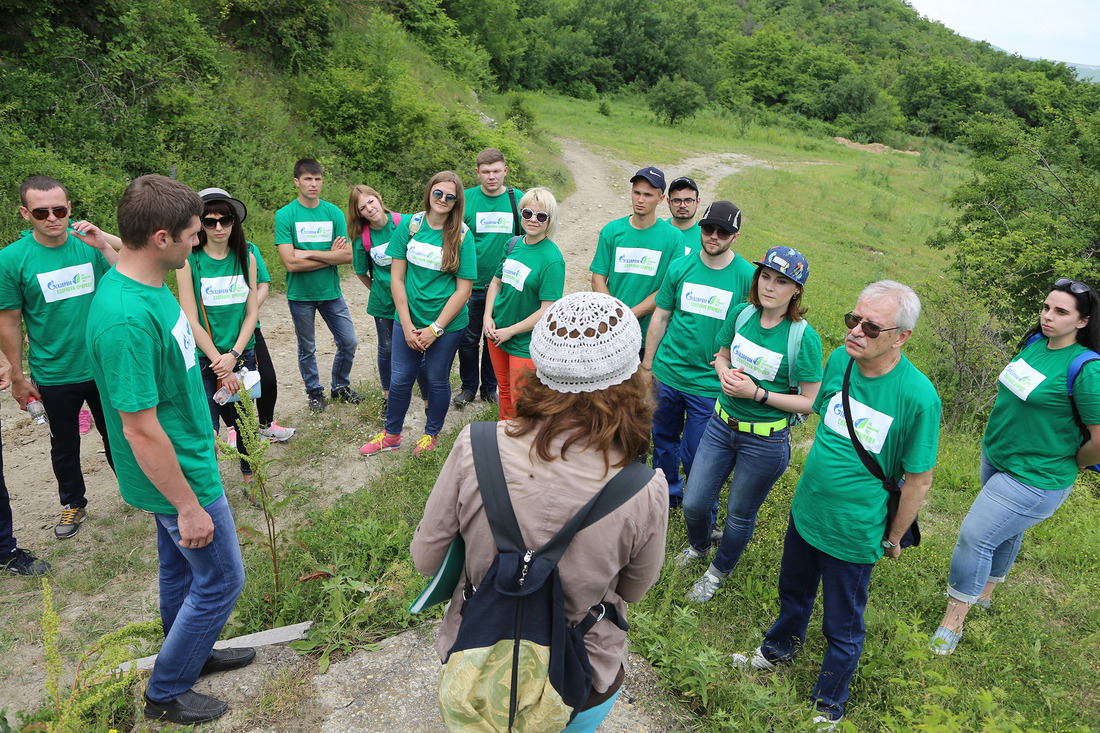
[
  {"xmin": 35, "ymin": 379, "xmax": 114, "ymax": 509},
  {"xmin": 253, "ymin": 328, "xmax": 278, "ymax": 428}
]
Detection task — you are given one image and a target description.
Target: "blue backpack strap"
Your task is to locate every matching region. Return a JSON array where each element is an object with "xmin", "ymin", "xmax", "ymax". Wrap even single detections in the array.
[
  {"xmin": 786, "ymin": 319, "xmax": 807, "ymax": 392},
  {"xmin": 734, "ymin": 304, "xmax": 756, "ymax": 334},
  {"xmin": 1025, "ymin": 333, "xmax": 1042, "ymax": 348},
  {"xmin": 1067, "ymin": 350, "xmax": 1100, "ymax": 398}
]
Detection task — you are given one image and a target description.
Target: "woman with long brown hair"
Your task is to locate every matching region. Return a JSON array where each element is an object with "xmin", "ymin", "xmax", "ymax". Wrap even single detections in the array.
[
  {"xmin": 361, "ymin": 171, "xmax": 475, "ymax": 457},
  {"xmin": 411, "ymin": 291, "xmax": 668, "ymax": 732}
]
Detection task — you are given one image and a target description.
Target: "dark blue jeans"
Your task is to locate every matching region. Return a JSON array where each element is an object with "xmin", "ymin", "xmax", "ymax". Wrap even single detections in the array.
[
  {"xmin": 652, "ymin": 381, "xmax": 716, "ymax": 503},
  {"xmin": 457, "ymin": 288, "xmax": 497, "ymax": 395},
  {"xmin": 761, "ymin": 516, "xmax": 874, "ymax": 721},
  {"xmin": 375, "ymin": 317, "xmax": 428, "ymax": 397},
  {"xmin": 682, "ymin": 415, "xmax": 790, "ymax": 574},
  {"xmin": 386, "ymin": 323, "xmax": 463, "ymax": 436},
  {"xmin": 35, "ymin": 378, "xmax": 115, "ymax": 509}
]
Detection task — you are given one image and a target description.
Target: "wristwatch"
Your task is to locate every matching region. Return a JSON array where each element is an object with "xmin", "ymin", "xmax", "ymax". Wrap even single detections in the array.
[
  {"xmin": 229, "ymin": 349, "xmax": 241, "ymax": 359},
  {"xmin": 882, "ymin": 539, "xmax": 900, "ymax": 549},
  {"xmin": 428, "ymin": 322, "xmax": 444, "ymax": 337}
]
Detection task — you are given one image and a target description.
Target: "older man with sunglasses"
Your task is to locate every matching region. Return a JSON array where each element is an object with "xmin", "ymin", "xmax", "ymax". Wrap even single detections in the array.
[
  {"xmin": 729, "ymin": 280, "xmax": 941, "ymax": 730},
  {"xmin": 0, "ymin": 176, "xmax": 119, "ymax": 541}
]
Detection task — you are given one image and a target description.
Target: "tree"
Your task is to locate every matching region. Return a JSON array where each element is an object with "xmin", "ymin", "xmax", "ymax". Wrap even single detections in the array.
[{"xmin": 648, "ymin": 75, "xmax": 707, "ymax": 126}]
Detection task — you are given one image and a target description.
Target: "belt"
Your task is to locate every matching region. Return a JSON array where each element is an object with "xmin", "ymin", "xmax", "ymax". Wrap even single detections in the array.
[{"xmin": 714, "ymin": 401, "xmax": 787, "ymax": 436}]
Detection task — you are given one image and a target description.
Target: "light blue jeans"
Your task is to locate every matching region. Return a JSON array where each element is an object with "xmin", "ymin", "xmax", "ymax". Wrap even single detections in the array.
[
  {"xmin": 147, "ymin": 494, "xmax": 246, "ymax": 702},
  {"xmin": 946, "ymin": 451, "xmax": 1073, "ymax": 603},
  {"xmin": 287, "ymin": 296, "xmax": 358, "ymax": 395}
]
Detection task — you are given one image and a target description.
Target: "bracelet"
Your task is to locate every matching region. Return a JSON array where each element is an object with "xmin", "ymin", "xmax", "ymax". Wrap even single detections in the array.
[
  {"xmin": 429, "ymin": 321, "xmax": 444, "ymax": 337},
  {"xmin": 753, "ymin": 385, "xmax": 761, "ymax": 402}
]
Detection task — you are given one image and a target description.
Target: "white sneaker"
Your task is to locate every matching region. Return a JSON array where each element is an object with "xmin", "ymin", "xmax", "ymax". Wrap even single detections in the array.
[
  {"xmin": 258, "ymin": 420, "xmax": 296, "ymax": 442},
  {"xmin": 729, "ymin": 646, "xmax": 779, "ymax": 673},
  {"xmin": 675, "ymin": 546, "xmax": 708, "ymax": 569},
  {"xmin": 812, "ymin": 714, "xmax": 842, "ymax": 731},
  {"xmin": 685, "ymin": 570, "xmax": 723, "ymax": 602}
]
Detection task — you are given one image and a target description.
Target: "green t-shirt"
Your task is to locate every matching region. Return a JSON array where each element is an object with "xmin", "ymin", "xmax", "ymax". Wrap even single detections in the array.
[
  {"xmin": 675, "ymin": 221, "xmax": 701, "ymax": 256},
  {"xmin": 352, "ymin": 214, "xmax": 401, "ymax": 320},
  {"xmin": 982, "ymin": 337, "xmax": 1100, "ymax": 491},
  {"xmin": 187, "ymin": 248, "xmax": 256, "ymax": 354},
  {"xmin": 464, "ymin": 186, "xmax": 522, "ymax": 289},
  {"xmin": 652, "ymin": 253, "xmax": 755, "ymax": 397},
  {"xmin": 589, "ymin": 216, "xmax": 683, "ymax": 343},
  {"xmin": 712, "ymin": 302, "xmax": 824, "ymax": 420},
  {"xmin": 388, "ymin": 216, "xmax": 477, "ymax": 333},
  {"xmin": 85, "ymin": 268, "xmax": 223, "ymax": 513},
  {"xmin": 274, "ymin": 198, "xmax": 347, "ymax": 302},
  {"xmin": 0, "ymin": 229, "xmax": 112, "ymax": 385},
  {"xmin": 791, "ymin": 347, "xmax": 941, "ymax": 564},
  {"xmin": 492, "ymin": 237, "xmax": 566, "ymax": 358}
]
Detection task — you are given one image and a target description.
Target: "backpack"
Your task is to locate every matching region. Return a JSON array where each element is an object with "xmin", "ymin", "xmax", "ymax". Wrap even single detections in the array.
[
  {"xmin": 733, "ymin": 305, "xmax": 809, "ymax": 426},
  {"xmin": 1024, "ymin": 333, "xmax": 1100, "ymax": 472},
  {"xmin": 359, "ymin": 212, "xmax": 402, "ymax": 279},
  {"xmin": 408, "ymin": 211, "xmax": 470, "ymax": 239},
  {"xmin": 438, "ymin": 422, "xmax": 655, "ymax": 733}
]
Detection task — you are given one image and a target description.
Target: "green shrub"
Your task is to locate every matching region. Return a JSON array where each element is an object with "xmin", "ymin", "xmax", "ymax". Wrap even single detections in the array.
[{"xmin": 649, "ymin": 75, "xmax": 707, "ymax": 125}]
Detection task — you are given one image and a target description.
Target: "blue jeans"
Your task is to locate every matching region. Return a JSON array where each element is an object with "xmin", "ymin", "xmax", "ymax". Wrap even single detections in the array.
[
  {"xmin": 287, "ymin": 296, "xmax": 358, "ymax": 395},
  {"xmin": 147, "ymin": 494, "xmax": 245, "ymax": 702},
  {"xmin": 457, "ymin": 288, "xmax": 497, "ymax": 395},
  {"xmin": 651, "ymin": 382, "xmax": 715, "ymax": 503},
  {"xmin": 947, "ymin": 451, "xmax": 1073, "ymax": 602},
  {"xmin": 682, "ymin": 415, "xmax": 790, "ymax": 574},
  {"xmin": 374, "ymin": 317, "xmax": 428, "ymax": 396},
  {"xmin": 386, "ymin": 323, "xmax": 463, "ymax": 436},
  {"xmin": 760, "ymin": 516, "xmax": 874, "ymax": 721}
]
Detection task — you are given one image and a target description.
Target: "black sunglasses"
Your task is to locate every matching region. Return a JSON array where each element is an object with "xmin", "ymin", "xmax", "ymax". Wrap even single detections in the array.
[
  {"xmin": 844, "ymin": 312, "xmax": 900, "ymax": 339},
  {"xmin": 29, "ymin": 206, "xmax": 69, "ymax": 221},
  {"xmin": 521, "ymin": 207, "xmax": 549, "ymax": 223},
  {"xmin": 700, "ymin": 224, "xmax": 734, "ymax": 241},
  {"xmin": 431, "ymin": 189, "xmax": 457, "ymax": 203},
  {"xmin": 201, "ymin": 215, "xmax": 235, "ymax": 229},
  {"xmin": 1055, "ymin": 277, "xmax": 1094, "ymax": 295}
]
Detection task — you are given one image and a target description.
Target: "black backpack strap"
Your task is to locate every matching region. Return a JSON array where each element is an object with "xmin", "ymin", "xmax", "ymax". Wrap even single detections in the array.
[
  {"xmin": 536, "ymin": 462, "xmax": 655, "ymax": 566},
  {"xmin": 576, "ymin": 599, "xmax": 629, "ymax": 635},
  {"xmin": 508, "ymin": 187, "xmax": 522, "ymax": 236},
  {"xmin": 470, "ymin": 421, "xmax": 526, "ymax": 554},
  {"xmin": 506, "ymin": 234, "xmax": 522, "ymax": 256},
  {"xmin": 842, "ymin": 359, "xmax": 894, "ymax": 490}
]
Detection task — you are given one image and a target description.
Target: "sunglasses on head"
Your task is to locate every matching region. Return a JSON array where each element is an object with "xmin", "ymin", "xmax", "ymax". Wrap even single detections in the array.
[
  {"xmin": 28, "ymin": 206, "xmax": 69, "ymax": 221},
  {"xmin": 700, "ymin": 224, "xmax": 734, "ymax": 241},
  {"xmin": 431, "ymin": 189, "xmax": 457, "ymax": 203},
  {"xmin": 1055, "ymin": 277, "xmax": 1094, "ymax": 295},
  {"xmin": 201, "ymin": 215, "xmax": 235, "ymax": 229},
  {"xmin": 520, "ymin": 208, "xmax": 549, "ymax": 223},
  {"xmin": 844, "ymin": 312, "xmax": 899, "ymax": 339}
]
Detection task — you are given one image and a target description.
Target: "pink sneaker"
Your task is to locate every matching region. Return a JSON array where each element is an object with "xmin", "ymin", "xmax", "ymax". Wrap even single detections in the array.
[
  {"xmin": 258, "ymin": 420, "xmax": 296, "ymax": 442},
  {"xmin": 226, "ymin": 426, "xmax": 238, "ymax": 445},
  {"xmin": 78, "ymin": 408, "xmax": 92, "ymax": 435},
  {"xmin": 360, "ymin": 432, "xmax": 401, "ymax": 456},
  {"xmin": 413, "ymin": 434, "xmax": 438, "ymax": 456}
]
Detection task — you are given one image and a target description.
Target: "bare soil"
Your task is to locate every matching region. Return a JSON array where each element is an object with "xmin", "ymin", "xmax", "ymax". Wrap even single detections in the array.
[{"xmin": 0, "ymin": 139, "xmax": 769, "ymax": 725}]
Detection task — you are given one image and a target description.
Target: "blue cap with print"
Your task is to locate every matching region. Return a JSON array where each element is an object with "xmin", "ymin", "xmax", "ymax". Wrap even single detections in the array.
[{"xmin": 754, "ymin": 246, "xmax": 809, "ymax": 286}]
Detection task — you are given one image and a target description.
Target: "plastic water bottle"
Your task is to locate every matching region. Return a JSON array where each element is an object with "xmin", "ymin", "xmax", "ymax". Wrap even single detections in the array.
[{"xmin": 27, "ymin": 396, "xmax": 48, "ymax": 425}]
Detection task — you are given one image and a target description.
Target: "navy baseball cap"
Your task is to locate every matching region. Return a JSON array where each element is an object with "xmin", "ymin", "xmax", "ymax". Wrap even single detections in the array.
[{"xmin": 630, "ymin": 167, "xmax": 666, "ymax": 192}]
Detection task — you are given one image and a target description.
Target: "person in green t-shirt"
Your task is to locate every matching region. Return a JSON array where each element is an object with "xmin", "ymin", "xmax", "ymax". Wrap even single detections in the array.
[
  {"xmin": 483, "ymin": 187, "xmax": 566, "ymax": 420},
  {"xmin": 0, "ymin": 175, "xmax": 120, "ymax": 541},
  {"xmin": 85, "ymin": 175, "xmax": 252, "ymax": 725},
  {"xmin": 590, "ymin": 166, "xmax": 684, "ymax": 347},
  {"xmin": 931, "ymin": 277, "xmax": 1100, "ymax": 656},
  {"xmin": 177, "ymin": 188, "xmax": 260, "ymax": 494},
  {"xmin": 665, "ymin": 175, "xmax": 702, "ymax": 257},
  {"xmin": 728, "ymin": 281, "xmax": 940, "ymax": 727},
  {"xmin": 672, "ymin": 243, "xmax": 821, "ymax": 604},
  {"xmin": 642, "ymin": 200, "xmax": 754, "ymax": 513},
  {"xmin": 275, "ymin": 158, "xmax": 359, "ymax": 412},
  {"xmin": 360, "ymin": 171, "xmax": 475, "ymax": 458},
  {"xmin": 348, "ymin": 184, "xmax": 428, "ymax": 415},
  {"xmin": 454, "ymin": 148, "xmax": 523, "ymax": 409}
]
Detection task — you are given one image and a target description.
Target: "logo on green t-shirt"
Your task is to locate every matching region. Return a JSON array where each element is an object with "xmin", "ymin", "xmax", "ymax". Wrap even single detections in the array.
[
  {"xmin": 37, "ymin": 264, "xmax": 96, "ymax": 303},
  {"xmin": 407, "ymin": 240, "xmax": 444, "ymax": 271},
  {"xmin": 998, "ymin": 359, "xmax": 1045, "ymax": 400},
  {"xmin": 681, "ymin": 285, "xmax": 733, "ymax": 320},
  {"xmin": 823, "ymin": 392, "xmax": 894, "ymax": 454},
  {"xmin": 201, "ymin": 275, "xmax": 249, "ymax": 306},
  {"xmin": 614, "ymin": 247, "xmax": 662, "ymax": 276}
]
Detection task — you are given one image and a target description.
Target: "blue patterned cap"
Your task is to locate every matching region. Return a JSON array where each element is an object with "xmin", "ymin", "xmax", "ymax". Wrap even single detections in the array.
[{"xmin": 754, "ymin": 246, "xmax": 809, "ymax": 286}]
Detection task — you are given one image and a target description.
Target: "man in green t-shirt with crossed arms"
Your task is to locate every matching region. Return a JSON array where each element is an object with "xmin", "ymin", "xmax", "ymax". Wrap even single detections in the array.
[
  {"xmin": 729, "ymin": 280, "xmax": 941, "ymax": 728},
  {"xmin": 0, "ymin": 175, "xmax": 120, "ymax": 540},
  {"xmin": 86, "ymin": 175, "xmax": 253, "ymax": 725}
]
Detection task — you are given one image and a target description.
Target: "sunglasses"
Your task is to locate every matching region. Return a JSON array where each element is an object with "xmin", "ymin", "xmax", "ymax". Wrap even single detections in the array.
[
  {"xmin": 700, "ymin": 224, "xmax": 734, "ymax": 241},
  {"xmin": 521, "ymin": 208, "xmax": 549, "ymax": 223},
  {"xmin": 431, "ymin": 189, "xmax": 457, "ymax": 203},
  {"xmin": 201, "ymin": 215, "xmax": 235, "ymax": 229},
  {"xmin": 844, "ymin": 312, "xmax": 900, "ymax": 339},
  {"xmin": 28, "ymin": 206, "xmax": 69, "ymax": 221},
  {"xmin": 1055, "ymin": 277, "xmax": 1094, "ymax": 295}
]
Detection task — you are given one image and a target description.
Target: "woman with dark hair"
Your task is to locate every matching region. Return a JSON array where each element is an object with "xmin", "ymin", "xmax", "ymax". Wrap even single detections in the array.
[
  {"xmin": 931, "ymin": 277, "xmax": 1100, "ymax": 655},
  {"xmin": 360, "ymin": 171, "xmax": 475, "ymax": 458},
  {"xmin": 178, "ymin": 188, "xmax": 259, "ymax": 490},
  {"xmin": 678, "ymin": 246, "xmax": 823, "ymax": 602},
  {"xmin": 411, "ymin": 292, "xmax": 668, "ymax": 732}
]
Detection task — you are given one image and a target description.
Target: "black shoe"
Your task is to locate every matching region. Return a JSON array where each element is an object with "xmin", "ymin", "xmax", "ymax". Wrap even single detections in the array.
[
  {"xmin": 0, "ymin": 548, "xmax": 51, "ymax": 576},
  {"xmin": 200, "ymin": 646, "xmax": 256, "ymax": 676},
  {"xmin": 453, "ymin": 390, "xmax": 475, "ymax": 408},
  {"xmin": 307, "ymin": 390, "xmax": 326, "ymax": 412},
  {"xmin": 331, "ymin": 386, "xmax": 362, "ymax": 404},
  {"xmin": 144, "ymin": 689, "xmax": 229, "ymax": 724},
  {"xmin": 481, "ymin": 390, "xmax": 499, "ymax": 405}
]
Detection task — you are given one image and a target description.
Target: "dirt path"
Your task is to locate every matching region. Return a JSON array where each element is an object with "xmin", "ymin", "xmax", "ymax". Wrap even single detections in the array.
[{"xmin": 0, "ymin": 139, "xmax": 771, "ymax": 723}]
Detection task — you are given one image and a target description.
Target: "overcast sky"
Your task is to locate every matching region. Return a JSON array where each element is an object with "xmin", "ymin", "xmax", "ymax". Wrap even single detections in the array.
[{"xmin": 905, "ymin": 0, "xmax": 1100, "ymax": 67}]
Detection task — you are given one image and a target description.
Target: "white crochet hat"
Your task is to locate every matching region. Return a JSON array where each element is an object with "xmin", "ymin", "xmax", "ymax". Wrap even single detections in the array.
[{"xmin": 529, "ymin": 292, "xmax": 641, "ymax": 393}]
